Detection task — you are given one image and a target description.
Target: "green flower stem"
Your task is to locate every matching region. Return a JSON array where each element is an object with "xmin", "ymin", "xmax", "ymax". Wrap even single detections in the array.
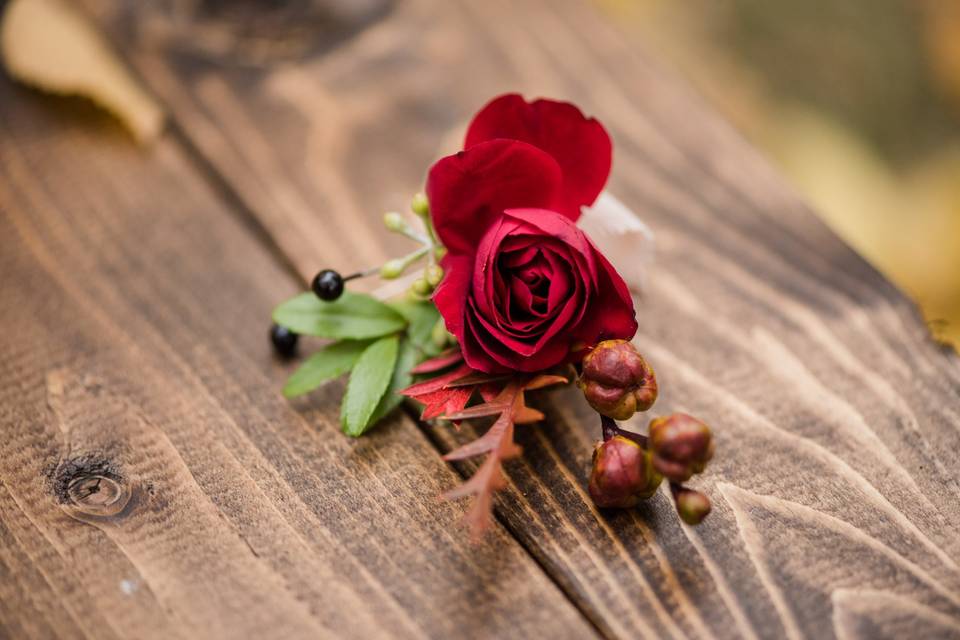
[
  {"xmin": 398, "ymin": 226, "xmax": 430, "ymax": 245},
  {"xmin": 381, "ymin": 246, "xmax": 430, "ymax": 279}
]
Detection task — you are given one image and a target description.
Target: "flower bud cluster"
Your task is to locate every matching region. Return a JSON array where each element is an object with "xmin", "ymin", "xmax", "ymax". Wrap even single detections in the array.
[
  {"xmin": 376, "ymin": 194, "xmax": 449, "ymax": 298},
  {"xmin": 581, "ymin": 340, "xmax": 714, "ymax": 525}
]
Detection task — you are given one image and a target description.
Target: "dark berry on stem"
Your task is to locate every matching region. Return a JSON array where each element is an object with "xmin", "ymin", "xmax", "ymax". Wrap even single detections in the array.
[
  {"xmin": 270, "ymin": 324, "xmax": 299, "ymax": 358},
  {"xmin": 312, "ymin": 269, "xmax": 344, "ymax": 301}
]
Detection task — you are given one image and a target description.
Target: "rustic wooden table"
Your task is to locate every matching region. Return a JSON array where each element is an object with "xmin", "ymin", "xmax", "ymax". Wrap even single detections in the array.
[{"xmin": 2, "ymin": 1, "xmax": 959, "ymax": 638}]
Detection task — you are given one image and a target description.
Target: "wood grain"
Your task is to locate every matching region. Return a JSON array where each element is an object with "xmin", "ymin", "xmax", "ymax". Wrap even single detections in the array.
[
  {"xmin": 0, "ymin": 79, "xmax": 598, "ymax": 639},
  {"xmin": 14, "ymin": 0, "xmax": 960, "ymax": 638}
]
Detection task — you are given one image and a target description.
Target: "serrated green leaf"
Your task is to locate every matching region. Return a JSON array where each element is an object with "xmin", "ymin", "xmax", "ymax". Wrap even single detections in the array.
[
  {"xmin": 367, "ymin": 338, "xmax": 417, "ymax": 427},
  {"xmin": 341, "ymin": 335, "xmax": 399, "ymax": 436},
  {"xmin": 390, "ymin": 299, "xmax": 442, "ymax": 357},
  {"xmin": 282, "ymin": 340, "xmax": 371, "ymax": 398},
  {"xmin": 273, "ymin": 292, "xmax": 406, "ymax": 340}
]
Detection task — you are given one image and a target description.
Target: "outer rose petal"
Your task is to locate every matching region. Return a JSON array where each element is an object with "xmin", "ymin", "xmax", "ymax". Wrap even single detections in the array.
[
  {"xmin": 574, "ymin": 246, "xmax": 638, "ymax": 351},
  {"xmin": 425, "ymin": 139, "xmax": 563, "ymax": 255},
  {"xmin": 465, "ymin": 94, "xmax": 612, "ymax": 221},
  {"xmin": 432, "ymin": 254, "xmax": 473, "ymax": 338}
]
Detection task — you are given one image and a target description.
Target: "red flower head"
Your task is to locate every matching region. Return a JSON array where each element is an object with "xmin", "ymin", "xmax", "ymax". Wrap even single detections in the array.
[{"xmin": 427, "ymin": 94, "xmax": 637, "ymax": 372}]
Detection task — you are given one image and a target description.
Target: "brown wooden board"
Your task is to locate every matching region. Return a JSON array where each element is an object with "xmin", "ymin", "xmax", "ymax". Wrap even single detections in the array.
[
  {"xmin": 10, "ymin": 0, "xmax": 960, "ymax": 637},
  {"xmin": 0, "ymin": 77, "xmax": 599, "ymax": 639}
]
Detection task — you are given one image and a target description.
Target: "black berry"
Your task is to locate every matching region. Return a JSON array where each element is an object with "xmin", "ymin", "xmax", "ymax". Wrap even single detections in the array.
[
  {"xmin": 312, "ymin": 269, "xmax": 344, "ymax": 301},
  {"xmin": 270, "ymin": 324, "xmax": 299, "ymax": 358}
]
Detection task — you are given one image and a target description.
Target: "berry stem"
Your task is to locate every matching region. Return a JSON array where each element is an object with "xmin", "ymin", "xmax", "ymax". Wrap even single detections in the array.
[
  {"xmin": 600, "ymin": 414, "xmax": 649, "ymax": 448},
  {"xmin": 343, "ymin": 267, "xmax": 377, "ymax": 281}
]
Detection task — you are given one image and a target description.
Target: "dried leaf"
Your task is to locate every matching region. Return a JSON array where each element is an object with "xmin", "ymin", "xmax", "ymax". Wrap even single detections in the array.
[
  {"xmin": 409, "ymin": 348, "xmax": 463, "ymax": 374},
  {"xmin": 418, "ymin": 386, "xmax": 474, "ymax": 421},
  {"xmin": 445, "ymin": 372, "xmax": 513, "ymax": 388},
  {"xmin": 438, "ymin": 384, "xmax": 524, "ymax": 538},
  {"xmin": 524, "ymin": 374, "xmax": 569, "ymax": 391},
  {"xmin": 514, "ymin": 406, "xmax": 545, "ymax": 424},
  {"xmin": 1, "ymin": 0, "xmax": 164, "ymax": 144},
  {"xmin": 441, "ymin": 402, "xmax": 512, "ymax": 421},
  {"xmin": 443, "ymin": 408, "xmax": 522, "ymax": 461},
  {"xmin": 400, "ymin": 363, "xmax": 473, "ymax": 396},
  {"xmin": 404, "ymin": 368, "xmax": 571, "ymax": 538}
]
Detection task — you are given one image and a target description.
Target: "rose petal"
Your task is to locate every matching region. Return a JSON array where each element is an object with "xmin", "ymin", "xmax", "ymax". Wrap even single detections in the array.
[
  {"xmin": 464, "ymin": 94, "xmax": 612, "ymax": 220},
  {"xmin": 432, "ymin": 253, "xmax": 473, "ymax": 338},
  {"xmin": 575, "ymin": 244, "xmax": 638, "ymax": 347},
  {"xmin": 426, "ymin": 139, "xmax": 563, "ymax": 254}
]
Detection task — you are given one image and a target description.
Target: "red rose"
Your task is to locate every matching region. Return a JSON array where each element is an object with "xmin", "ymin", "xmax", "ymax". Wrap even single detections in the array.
[{"xmin": 427, "ymin": 94, "xmax": 637, "ymax": 373}]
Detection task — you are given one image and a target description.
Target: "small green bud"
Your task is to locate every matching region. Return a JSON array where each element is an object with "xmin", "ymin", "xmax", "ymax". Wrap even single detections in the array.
[
  {"xmin": 411, "ymin": 277, "xmax": 433, "ymax": 296},
  {"xmin": 380, "ymin": 258, "xmax": 405, "ymax": 279},
  {"xmin": 433, "ymin": 245, "xmax": 448, "ymax": 261},
  {"xmin": 648, "ymin": 413, "xmax": 714, "ymax": 482},
  {"xmin": 431, "ymin": 317, "xmax": 449, "ymax": 347},
  {"xmin": 672, "ymin": 486, "xmax": 711, "ymax": 525},
  {"xmin": 411, "ymin": 192, "xmax": 430, "ymax": 218},
  {"xmin": 383, "ymin": 211, "xmax": 406, "ymax": 232},
  {"xmin": 425, "ymin": 264, "xmax": 444, "ymax": 287}
]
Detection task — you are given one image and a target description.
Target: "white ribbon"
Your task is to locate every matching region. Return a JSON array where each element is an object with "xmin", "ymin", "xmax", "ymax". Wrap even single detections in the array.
[{"xmin": 578, "ymin": 191, "xmax": 655, "ymax": 295}]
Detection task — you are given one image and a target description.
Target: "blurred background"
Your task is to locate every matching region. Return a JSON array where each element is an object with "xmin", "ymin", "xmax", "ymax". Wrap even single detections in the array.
[
  {"xmin": 598, "ymin": 0, "xmax": 960, "ymax": 346},
  {"xmin": 4, "ymin": 0, "xmax": 958, "ymax": 346}
]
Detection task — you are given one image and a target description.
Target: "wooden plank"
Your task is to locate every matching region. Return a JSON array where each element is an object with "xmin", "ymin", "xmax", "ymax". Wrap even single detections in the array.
[
  {"xmin": 82, "ymin": 0, "xmax": 960, "ymax": 638},
  {"xmin": 0, "ymin": 78, "xmax": 600, "ymax": 639}
]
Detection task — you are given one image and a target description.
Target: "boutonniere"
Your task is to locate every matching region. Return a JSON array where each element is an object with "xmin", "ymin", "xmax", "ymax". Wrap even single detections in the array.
[{"xmin": 270, "ymin": 94, "xmax": 715, "ymax": 537}]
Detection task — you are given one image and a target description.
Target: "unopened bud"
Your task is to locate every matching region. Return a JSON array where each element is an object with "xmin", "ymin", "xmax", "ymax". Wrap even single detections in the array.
[
  {"xmin": 431, "ymin": 317, "xmax": 450, "ymax": 347},
  {"xmin": 433, "ymin": 245, "xmax": 448, "ymax": 261},
  {"xmin": 589, "ymin": 435, "xmax": 662, "ymax": 508},
  {"xmin": 411, "ymin": 277, "xmax": 433, "ymax": 296},
  {"xmin": 672, "ymin": 486, "xmax": 711, "ymax": 525},
  {"xmin": 411, "ymin": 192, "xmax": 430, "ymax": 218},
  {"xmin": 380, "ymin": 258, "xmax": 405, "ymax": 279},
  {"xmin": 425, "ymin": 264, "xmax": 444, "ymax": 287},
  {"xmin": 383, "ymin": 211, "xmax": 406, "ymax": 232},
  {"xmin": 648, "ymin": 413, "xmax": 714, "ymax": 482},
  {"xmin": 578, "ymin": 339, "xmax": 658, "ymax": 420}
]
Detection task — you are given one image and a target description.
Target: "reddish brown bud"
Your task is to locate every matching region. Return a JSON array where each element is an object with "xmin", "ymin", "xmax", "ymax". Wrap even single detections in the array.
[
  {"xmin": 672, "ymin": 486, "xmax": 711, "ymax": 525},
  {"xmin": 578, "ymin": 340, "xmax": 658, "ymax": 420},
  {"xmin": 648, "ymin": 413, "xmax": 714, "ymax": 482},
  {"xmin": 589, "ymin": 435, "xmax": 663, "ymax": 508}
]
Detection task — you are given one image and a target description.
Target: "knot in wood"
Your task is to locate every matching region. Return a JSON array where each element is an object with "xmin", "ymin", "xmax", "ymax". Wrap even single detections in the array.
[
  {"xmin": 67, "ymin": 474, "xmax": 127, "ymax": 515},
  {"xmin": 54, "ymin": 457, "xmax": 131, "ymax": 517}
]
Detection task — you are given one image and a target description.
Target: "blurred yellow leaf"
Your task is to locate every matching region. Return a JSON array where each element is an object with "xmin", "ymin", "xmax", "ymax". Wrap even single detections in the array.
[{"xmin": 0, "ymin": 0, "xmax": 163, "ymax": 144}]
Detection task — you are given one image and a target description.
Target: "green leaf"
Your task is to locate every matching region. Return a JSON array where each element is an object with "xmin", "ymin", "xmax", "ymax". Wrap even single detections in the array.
[
  {"xmin": 282, "ymin": 340, "xmax": 370, "ymax": 398},
  {"xmin": 341, "ymin": 335, "xmax": 399, "ymax": 436},
  {"xmin": 367, "ymin": 338, "xmax": 418, "ymax": 427},
  {"xmin": 273, "ymin": 292, "xmax": 406, "ymax": 340},
  {"xmin": 390, "ymin": 299, "xmax": 442, "ymax": 357}
]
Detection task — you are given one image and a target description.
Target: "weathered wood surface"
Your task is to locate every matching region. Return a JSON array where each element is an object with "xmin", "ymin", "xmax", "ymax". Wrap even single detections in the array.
[
  {"xmin": 2, "ymin": 0, "xmax": 960, "ymax": 638},
  {"xmin": 0, "ymin": 78, "xmax": 597, "ymax": 639}
]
